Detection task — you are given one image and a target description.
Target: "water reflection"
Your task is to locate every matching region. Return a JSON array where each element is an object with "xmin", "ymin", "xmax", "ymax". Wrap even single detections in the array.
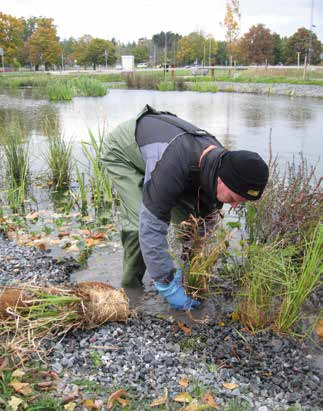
[{"xmin": 0, "ymin": 88, "xmax": 322, "ymax": 176}]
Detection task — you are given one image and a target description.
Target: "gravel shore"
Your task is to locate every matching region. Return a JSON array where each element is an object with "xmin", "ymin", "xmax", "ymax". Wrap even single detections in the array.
[
  {"xmin": 0, "ymin": 234, "xmax": 322, "ymax": 410},
  {"xmin": 215, "ymin": 82, "xmax": 323, "ymax": 98}
]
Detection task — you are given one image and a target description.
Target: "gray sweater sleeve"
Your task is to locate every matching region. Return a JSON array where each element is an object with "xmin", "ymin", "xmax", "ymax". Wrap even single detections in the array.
[{"xmin": 138, "ymin": 141, "xmax": 188, "ymax": 282}]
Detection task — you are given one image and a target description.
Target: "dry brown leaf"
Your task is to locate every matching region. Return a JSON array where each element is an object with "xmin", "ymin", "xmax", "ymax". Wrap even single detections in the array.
[
  {"xmin": 10, "ymin": 380, "xmax": 33, "ymax": 395},
  {"xmin": 315, "ymin": 318, "xmax": 323, "ymax": 338},
  {"xmin": 85, "ymin": 238, "xmax": 101, "ymax": 247},
  {"xmin": 37, "ymin": 243, "xmax": 46, "ymax": 251},
  {"xmin": 116, "ymin": 397, "xmax": 130, "ymax": 407},
  {"xmin": 82, "ymin": 229, "xmax": 91, "ymax": 235},
  {"xmin": 58, "ymin": 231, "xmax": 70, "ymax": 239},
  {"xmin": 174, "ymin": 392, "xmax": 192, "ymax": 403},
  {"xmin": 149, "ymin": 396, "xmax": 167, "ymax": 407},
  {"xmin": 184, "ymin": 399, "xmax": 209, "ymax": 410},
  {"xmin": 178, "ymin": 321, "xmax": 191, "ymax": 335},
  {"xmin": 0, "ymin": 358, "xmax": 9, "ymax": 371},
  {"xmin": 26, "ymin": 212, "xmax": 39, "ymax": 220},
  {"xmin": 202, "ymin": 392, "xmax": 220, "ymax": 409},
  {"xmin": 89, "ymin": 232, "xmax": 106, "ymax": 240},
  {"xmin": 107, "ymin": 389, "xmax": 128, "ymax": 409},
  {"xmin": 222, "ymin": 382, "xmax": 239, "ymax": 390},
  {"xmin": 179, "ymin": 378, "xmax": 189, "ymax": 387}
]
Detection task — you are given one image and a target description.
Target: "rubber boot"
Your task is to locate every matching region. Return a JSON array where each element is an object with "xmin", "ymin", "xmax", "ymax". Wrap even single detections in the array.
[{"xmin": 121, "ymin": 230, "xmax": 146, "ymax": 287}]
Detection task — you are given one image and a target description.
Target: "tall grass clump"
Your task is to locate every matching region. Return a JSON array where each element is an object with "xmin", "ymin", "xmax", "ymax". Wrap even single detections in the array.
[
  {"xmin": 177, "ymin": 213, "xmax": 229, "ymax": 298},
  {"xmin": 238, "ymin": 224, "xmax": 322, "ymax": 333},
  {"xmin": 47, "ymin": 80, "xmax": 74, "ymax": 101},
  {"xmin": 243, "ymin": 154, "xmax": 322, "ymax": 245},
  {"xmin": 0, "ymin": 123, "xmax": 29, "ymax": 212},
  {"xmin": 189, "ymin": 82, "xmax": 218, "ymax": 93},
  {"xmin": 236, "ymin": 149, "xmax": 322, "ymax": 333},
  {"xmin": 82, "ymin": 128, "xmax": 112, "ymax": 209},
  {"xmin": 43, "ymin": 124, "xmax": 73, "ymax": 190},
  {"xmin": 125, "ymin": 74, "xmax": 159, "ymax": 90},
  {"xmin": 74, "ymin": 160, "xmax": 89, "ymax": 215},
  {"xmin": 73, "ymin": 76, "xmax": 108, "ymax": 97}
]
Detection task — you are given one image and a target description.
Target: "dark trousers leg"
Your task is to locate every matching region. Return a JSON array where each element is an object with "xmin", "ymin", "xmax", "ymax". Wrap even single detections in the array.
[{"xmin": 121, "ymin": 230, "xmax": 146, "ymax": 287}]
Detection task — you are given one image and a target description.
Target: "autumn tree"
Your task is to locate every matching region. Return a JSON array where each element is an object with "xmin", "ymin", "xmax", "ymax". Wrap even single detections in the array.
[
  {"xmin": 0, "ymin": 12, "xmax": 24, "ymax": 66},
  {"xmin": 176, "ymin": 32, "xmax": 217, "ymax": 66},
  {"xmin": 223, "ymin": 0, "xmax": 240, "ymax": 63},
  {"xmin": 29, "ymin": 18, "xmax": 61, "ymax": 70},
  {"xmin": 238, "ymin": 24, "xmax": 275, "ymax": 65},
  {"xmin": 285, "ymin": 27, "xmax": 321, "ymax": 65}
]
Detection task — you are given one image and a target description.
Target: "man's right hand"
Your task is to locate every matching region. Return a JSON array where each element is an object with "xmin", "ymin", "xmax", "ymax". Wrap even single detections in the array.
[{"xmin": 154, "ymin": 269, "xmax": 200, "ymax": 310}]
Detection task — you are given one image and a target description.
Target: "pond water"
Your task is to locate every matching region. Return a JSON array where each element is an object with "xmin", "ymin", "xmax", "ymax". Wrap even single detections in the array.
[
  {"xmin": 0, "ymin": 88, "xmax": 322, "ymax": 320},
  {"xmin": 0, "ymin": 88, "xmax": 322, "ymax": 176}
]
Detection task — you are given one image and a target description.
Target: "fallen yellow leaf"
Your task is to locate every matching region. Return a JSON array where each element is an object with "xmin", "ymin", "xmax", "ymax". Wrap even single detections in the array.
[
  {"xmin": 222, "ymin": 382, "xmax": 239, "ymax": 390},
  {"xmin": 179, "ymin": 378, "xmax": 189, "ymax": 387},
  {"xmin": 12, "ymin": 369, "xmax": 25, "ymax": 378},
  {"xmin": 8, "ymin": 396, "xmax": 24, "ymax": 411},
  {"xmin": 10, "ymin": 380, "xmax": 33, "ymax": 395},
  {"xmin": 184, "ymin": 399, "xmax": 209, "ymax": 411},
  {"xmin": 202, "ymin": 392, "xmax": 220, "ymax": 409},
  {"xmin": 178, "ymin": 321, "xmax": 191, "ymax": 335},
  {"xmin": 217, "ymin": 322, "xmax": 225, "ymax": 327},
  {"xmin": 85, "ymin": 238, "xmax": 101, "ymax": 247},
  {"xmin": 149, "ymin": 396, "xmax": 167, "ymax": 407},
  {"xmin": 83, "ymin": 398, "xmax": 103, "ymax": 409},
  {"xmin": 174, "ymin": 392, "xmax": 192, "ymax": 403},
  {"xmin": 64, "ymin": 402, "xmax": 76, "ymax": 411}
]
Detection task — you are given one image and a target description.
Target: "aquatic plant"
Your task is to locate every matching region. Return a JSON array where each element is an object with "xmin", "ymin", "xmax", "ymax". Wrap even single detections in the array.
[
  {"xmin": 0, "ymin": 282, "xmax": 129, "ymax": 355},
  {"xmin": 47, "ymin": 80, "xmax": 74, "ymax": 101},
  {"xmin": 74, "ymin": 160, "xmax": 89, "ymax": 215},
  {"xmin": 73, "ymin": 76, "xmax": 108, "ymax": 97},
  {"xmin": 238, "ymin": 223, "xmax": 322, "ymax": 333},
  {"xmin": 177, "ymin": 213, "xmax": 229, "ymax": 298},
  {"xmin": 82, "ymin": 128, "xmax": 112, "ymax": 209},
  {"xmin": 43, "ymin": 125, "xmax": 73, "ymax": 190},
  {"xmin": 0, "ymin": 123, "xmax": 29, "ymax": 213}
]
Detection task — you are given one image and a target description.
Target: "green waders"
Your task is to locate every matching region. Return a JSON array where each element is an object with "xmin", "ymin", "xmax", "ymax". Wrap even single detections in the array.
[
  {"xmin": 102, "ymin": 118, "xmax": 147, "ymax": 287},
  {"xmin": 103, "ymin": 116, "xmax": 193, "ymax": 287}
]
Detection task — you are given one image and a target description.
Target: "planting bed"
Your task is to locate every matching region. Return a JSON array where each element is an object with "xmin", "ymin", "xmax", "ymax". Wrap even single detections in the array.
[{"xmin": 0, "ymin": 234, "xmax": 322, "ymax": 410}]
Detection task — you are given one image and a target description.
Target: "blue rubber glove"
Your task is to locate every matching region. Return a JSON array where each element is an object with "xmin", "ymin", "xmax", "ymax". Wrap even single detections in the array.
[{"xmin": 154, "ymin": 269, "xmax": 200, "ymax": 310}]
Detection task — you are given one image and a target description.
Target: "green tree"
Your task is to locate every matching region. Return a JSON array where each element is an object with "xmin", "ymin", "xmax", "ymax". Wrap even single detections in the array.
[
  {"xmin": 176, "ymin": 31, "xmax": 216, "ymax": 66},
  {"xmin": 60, "ymin": 37, "xmax": 78, "ymax": 65},
  {"xmin": 151, "ymin": 31, "xmax": 182, "ymax": 65},
  {"xmin": 72, "ymin": 36, "xmax": 116, "ymax": 69},
  {"xmin": 286, "ymin": 27, "xmax": 321, "ymax": 65},
  {"xmin": 29, "ymin": 18, "xmax": 61, "ymax": 70},
  {"xmin": 214, "ymin": 41, "xmax": 228, "ymax": 65},
  {"xmin": 238, "ymin": 24, "xmax": 275, "ymax": 65},
  {"xmin": 132, "ymin": 38, "xmax": 151, "ymax": 64},
  {"xmin": 0, "ymin": 12, "xmax": 24, "ymax": 66}
]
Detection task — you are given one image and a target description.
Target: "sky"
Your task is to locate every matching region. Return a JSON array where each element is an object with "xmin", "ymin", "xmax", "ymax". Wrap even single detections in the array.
[{"xmin": 1, "ymin": 0, "xmax": 323, "ymax": 43}]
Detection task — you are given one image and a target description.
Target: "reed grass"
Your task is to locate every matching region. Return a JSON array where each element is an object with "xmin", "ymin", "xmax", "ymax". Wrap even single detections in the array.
[
  {"xmin": 0, "ymin": 282, "xmax": 129, "ymax": 355},
  {"xmin": 82, "ymin": 128, "xmax": 112, "ymax": 209},
  {"xmin": 177, "ymin": 213, "xmax": 229, "ymax": 297},
  {"xmin": 47, "ymin": 80, "xmax": 74, "ymax": 101},
  {"xmin": 0, "ymin": 123, "xmax": 29, "ymax": 212},
  {"xmin": 73, "ymin": 76, "xmax": 108, "ymax": 97},
  {"xmin": 43, "ymin": 127, "xmax": 73, "ymax": 190},
  {"xmin": 74, "ymin": 160, "xmax": 89, "ymax": 215},
  {"xmin": 238, "ymin": 223, "xmax": 322, "ymax": 333}
]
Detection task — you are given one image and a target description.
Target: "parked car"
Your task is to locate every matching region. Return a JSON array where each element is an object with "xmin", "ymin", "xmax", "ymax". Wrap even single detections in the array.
[
  {"xmin": 191, "ymin": 66, "xmax": 208, "ymax": 76},
  {"xmin": 115, "ymin": 64, "xmax": 122, "ymax": 70},
  {"xmin": 137, "ymin": 63, "xmax": 148, "ymax": 68}
]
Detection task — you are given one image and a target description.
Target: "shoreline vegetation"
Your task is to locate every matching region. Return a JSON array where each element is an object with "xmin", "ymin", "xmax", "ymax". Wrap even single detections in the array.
[{"xmin": 0, "ymin": 67, "xmax": 323, "ymax": 100}]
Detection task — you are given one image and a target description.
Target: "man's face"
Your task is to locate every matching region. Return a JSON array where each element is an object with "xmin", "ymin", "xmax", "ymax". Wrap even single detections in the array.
[{"xmin": 216, "ymin": 177, "xmax": 247, "ymax": 208}]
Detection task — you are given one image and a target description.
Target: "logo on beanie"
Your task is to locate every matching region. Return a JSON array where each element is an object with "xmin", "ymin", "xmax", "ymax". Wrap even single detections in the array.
[{"xmin": 247, "ymin": 189, "xmax": 260, "ymax": 197}]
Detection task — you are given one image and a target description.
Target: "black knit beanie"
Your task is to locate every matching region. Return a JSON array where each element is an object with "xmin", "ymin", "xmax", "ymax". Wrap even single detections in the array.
[{"xmin": 218, "ymin": 150, "xmax": 269, "ymax": 201}]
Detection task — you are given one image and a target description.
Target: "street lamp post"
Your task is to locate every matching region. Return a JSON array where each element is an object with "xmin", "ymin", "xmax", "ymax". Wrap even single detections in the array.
[
  {"xmin": 0, "ymin": 48, "xmax": 4, "ymax": 73},
  {"xmin": 104, "ymin": 49, "xmax": 108, "ymax": 70}
]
